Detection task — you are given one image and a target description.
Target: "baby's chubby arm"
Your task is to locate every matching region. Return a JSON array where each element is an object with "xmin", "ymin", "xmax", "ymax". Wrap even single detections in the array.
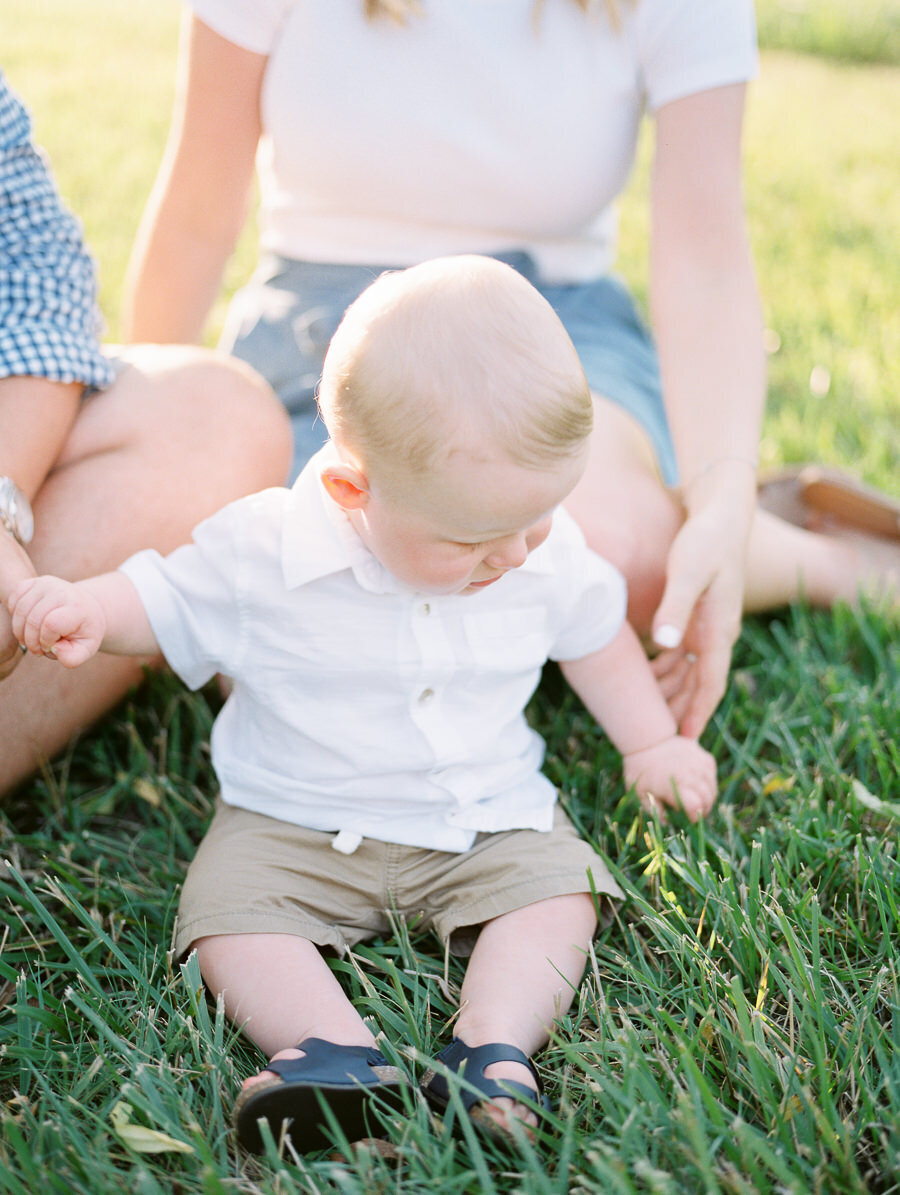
[
  {"xmin": 9, "ymin": 571, "xmax": 158, "ymax": 668},
  {"xmin": 559, "ymin": 621, "xmax": 717, "ymax": 821}
]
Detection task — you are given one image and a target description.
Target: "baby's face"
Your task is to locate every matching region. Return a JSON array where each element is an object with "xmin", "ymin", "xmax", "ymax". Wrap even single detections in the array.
[{"xmin": 350, "ymin": 444, "xmax": 588, "ymax": 596}]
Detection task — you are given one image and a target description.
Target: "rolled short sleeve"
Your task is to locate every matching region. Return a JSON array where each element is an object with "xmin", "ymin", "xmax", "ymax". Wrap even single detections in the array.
[
  {"xmin": 544, "ymin": 511, "xmax": 628, "ymax": 662},
  {"xmin": 636, "ymin": 0, "xmax": 759, "ymax": 112},
  {"xmin": 186, "ymin": 0, "xmax": 297, "ymax": 53},
  {"xmin": 118, "ymin": 508, "xmax": 248, "ymax": 689},
  {"xmin": 0, "ymin": 73, "xmax": 116, "ymax": 389}
]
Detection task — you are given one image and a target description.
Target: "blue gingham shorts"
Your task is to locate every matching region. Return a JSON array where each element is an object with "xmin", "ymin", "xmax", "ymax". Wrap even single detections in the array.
[{"xmin": 219, "ymin": 252, "xmax": 677, "ymax": 486}]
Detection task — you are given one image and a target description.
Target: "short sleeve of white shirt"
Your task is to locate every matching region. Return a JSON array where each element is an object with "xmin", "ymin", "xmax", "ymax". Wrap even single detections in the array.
[
  {"xmin": 118, "ymin": 491, "xmax": 282, "ymax": 689},
  {"xmin": 542, "ymin": 508, "xmax": 627, "ymax": 663}
]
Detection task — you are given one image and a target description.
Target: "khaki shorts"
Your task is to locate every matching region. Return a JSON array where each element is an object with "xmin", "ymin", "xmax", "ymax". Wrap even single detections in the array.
[{"xmin": 175, "ymin": 801, "xmax": 624, "ymax": 959}]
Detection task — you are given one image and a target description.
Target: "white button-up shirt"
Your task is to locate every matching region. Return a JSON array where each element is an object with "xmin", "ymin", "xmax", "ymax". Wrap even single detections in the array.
[{"xmin": 120, "ymin": 446, "xmax": 626, "ymax": 853}]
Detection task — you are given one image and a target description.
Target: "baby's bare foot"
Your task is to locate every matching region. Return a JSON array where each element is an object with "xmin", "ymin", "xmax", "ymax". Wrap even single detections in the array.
[
  {"xmin": 471, "ymin": 1058, "xmax": 541, "ymax": 1137},
  {"xmin": 241, "ymin": 1046, "xmax": 306, "ymax": 1092}
]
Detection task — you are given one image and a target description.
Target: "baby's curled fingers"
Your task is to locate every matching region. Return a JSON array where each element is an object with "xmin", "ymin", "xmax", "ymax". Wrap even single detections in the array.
[
  {"xmin": 9, "ymin": 576, "xmax": 96, "ymax": 663},
  {"xmin": 8, "ymin": 581, "xmax": 44, "ymax": 654},
  {"xmin": 626, "ymin": 736, "xmax": 718, "ymax": 823},
  {"xmin": 677, "ymin": 775, "xmax": 717, "ymax": 821},
  {"xmin": 659, "ymin": 779, "xmax": 709, "ymax": 822}
]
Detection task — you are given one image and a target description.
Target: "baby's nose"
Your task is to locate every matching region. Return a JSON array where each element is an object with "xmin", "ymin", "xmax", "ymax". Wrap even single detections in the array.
[{"xmin": 485, "ymin": 534, "xmax": 529, "ymax": 570}]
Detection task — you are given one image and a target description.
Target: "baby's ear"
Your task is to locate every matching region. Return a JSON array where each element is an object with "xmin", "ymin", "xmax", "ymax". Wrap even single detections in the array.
[{"xmin": 320, "ymin": 464, "xmax": 370, "ymax": 511}]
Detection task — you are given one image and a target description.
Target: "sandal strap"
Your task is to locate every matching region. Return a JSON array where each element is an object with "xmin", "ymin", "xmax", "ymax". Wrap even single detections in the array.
[
  {"xmin": 265, "ymin": 1037, "xmax": 391, "ymax": 1087},
  {"xmin": 425, "ymin": 1037, "xmax": 548, "ymax": 1112}
]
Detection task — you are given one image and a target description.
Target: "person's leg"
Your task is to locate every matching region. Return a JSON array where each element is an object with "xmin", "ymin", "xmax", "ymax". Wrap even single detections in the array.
[
  {"xmin": 742, "ymin": 506, "xmax": 900, "ymax": 612},
  {"xmin": 567, "ymin": 393, "xmax": 900, "ymax": 634},
  {"xmin": 195, "ymin": 932, "xmax": 376, "ymax": 1078},
  {"xmin": 0, "ymin": 345, "xmax": 292, "ymax": 795},
  {"xmin": 451, "ymin": 891, "xmax": 598, "ymax": 1134},
  {"xmin": 197, "ymin": 931, "xmax": 407, "ymax": 1153},
  {"xmin": 564, "ymin": 396, "xmax": 680, "ymax": 632}
]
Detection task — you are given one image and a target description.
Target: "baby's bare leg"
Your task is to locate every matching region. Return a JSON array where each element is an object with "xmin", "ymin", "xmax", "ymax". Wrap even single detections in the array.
[
  {"xmin": 453, "ymin": 892, "xmax": 598, "ymax": 1132},
  {"xmin": 195, "ymin": 932, "xmax": 375, "ymax": 1083}
]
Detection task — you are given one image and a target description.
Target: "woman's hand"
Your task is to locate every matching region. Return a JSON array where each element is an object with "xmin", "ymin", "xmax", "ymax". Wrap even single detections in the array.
[
  {"xmin": 650, "ymin": 493, "xmax": 750, "ymax": 739},
  {"xmin": 0, "ymin": 526, "xmax": 38, "ymax": 680},
  {"xmin": 0, "ymin": 616, "xmax": 24, "ymax": 679}
]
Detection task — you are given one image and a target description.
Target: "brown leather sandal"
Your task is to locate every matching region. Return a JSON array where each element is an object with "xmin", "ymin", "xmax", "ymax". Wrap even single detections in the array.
[{"xmin": 758, "ymin": 464, "xmax": 900, "ymax": 540}]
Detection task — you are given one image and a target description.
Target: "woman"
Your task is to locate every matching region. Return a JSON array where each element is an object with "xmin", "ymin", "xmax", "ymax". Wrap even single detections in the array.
[{"xmin": 122, "ymin": 0, "xmax": 900, "ymax": 739}]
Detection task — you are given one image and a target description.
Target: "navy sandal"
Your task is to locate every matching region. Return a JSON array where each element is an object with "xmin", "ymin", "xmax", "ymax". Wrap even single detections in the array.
[
  {"xmin": 233, "ymin": 1037, "xmax": 406, "ymax": 1154},
  {"xmin": 421, "ymin": 1038, "xmax": 551, "ymax": 1140}
]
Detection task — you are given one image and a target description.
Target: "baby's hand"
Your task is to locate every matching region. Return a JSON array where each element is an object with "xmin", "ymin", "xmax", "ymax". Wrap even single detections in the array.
[
  {"xmin": 8, "ymin": 576, "xmax": 106, "ymax": 669},
  {"xmin": 623, "ymin": 734, "xmax": 717, "ymax": 822}
]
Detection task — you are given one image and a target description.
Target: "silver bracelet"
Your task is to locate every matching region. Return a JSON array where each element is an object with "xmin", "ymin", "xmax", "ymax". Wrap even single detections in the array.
[{"xmin": 0, "ymin": 477, "xmax": 34, "ymax": 546}]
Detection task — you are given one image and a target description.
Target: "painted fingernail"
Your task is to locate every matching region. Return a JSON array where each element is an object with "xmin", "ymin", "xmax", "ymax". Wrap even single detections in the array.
[{"xmin": 654, "ymin": 624, "xmax": 682, "ymax": 649}]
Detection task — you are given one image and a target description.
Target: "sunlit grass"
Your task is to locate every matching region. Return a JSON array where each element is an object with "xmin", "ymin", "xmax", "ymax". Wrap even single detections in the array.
[
  {"xmin": 755, "ymin": 0, "xmax": 900, "ymax": 65},
  {"xmin": 2, "ymin": 4, "xmax": 899, "ymax": 1192}
]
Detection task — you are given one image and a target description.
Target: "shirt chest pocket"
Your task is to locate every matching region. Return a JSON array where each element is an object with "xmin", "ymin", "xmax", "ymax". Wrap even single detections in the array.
[{"xmin": 462, "ymin": 606, "xmax": 549, "ymax": 673}]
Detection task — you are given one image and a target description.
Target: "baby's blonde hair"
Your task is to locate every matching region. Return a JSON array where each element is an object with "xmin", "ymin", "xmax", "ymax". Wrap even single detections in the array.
[{"xmin": 318, "ymin": 256, "xmax": 592, "ymax": 478}]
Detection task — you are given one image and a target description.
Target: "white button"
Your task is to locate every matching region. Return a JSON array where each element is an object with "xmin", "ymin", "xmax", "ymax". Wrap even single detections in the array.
[
  {"xmin": 418, "ymin": 603, "xmax": 431, "ymax": 617},
  {"xmin": 418, "ymin": 688, "xmax": 435, "ymax": 705}
]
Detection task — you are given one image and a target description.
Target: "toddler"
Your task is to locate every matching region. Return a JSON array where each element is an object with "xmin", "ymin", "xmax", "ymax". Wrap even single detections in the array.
[{"xmin": 10, "ymin": 256, "xmax": 716, "ymax": 1152}]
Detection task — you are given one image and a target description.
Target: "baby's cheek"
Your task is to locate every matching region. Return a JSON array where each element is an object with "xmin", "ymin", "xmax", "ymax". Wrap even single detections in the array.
[{"xmin": 526, "ymin": 519, "xmax": 553, "ymax": 553}]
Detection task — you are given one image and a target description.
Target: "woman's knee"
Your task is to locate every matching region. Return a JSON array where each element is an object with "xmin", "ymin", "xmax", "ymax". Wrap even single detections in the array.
[
  {"xmin": 65, "ymin": 345, "xmax": 293, "ymax": 490},
  {"xmin": 131, "ymin": 345, "xmax": 293, "ymax": 488},
  {"xmin": 567, "ymin": 464, "xmax": 682, "ymax": 632}
]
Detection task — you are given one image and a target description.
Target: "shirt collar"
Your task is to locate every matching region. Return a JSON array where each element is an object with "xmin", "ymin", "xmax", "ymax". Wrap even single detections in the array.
[
  {"xmin": 281, "ymin": 443, "xmax": 365, "ymax": 588},
  {"xmin": 281, "ymin": 442, "xmax": 560, "ymax": 591},
  {"xmin": 281, "ymin": 443, "xmax": 409, "ymax": 594}
]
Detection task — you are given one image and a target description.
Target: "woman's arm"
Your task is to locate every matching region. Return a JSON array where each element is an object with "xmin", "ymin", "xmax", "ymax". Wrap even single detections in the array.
[
  {"xmin": 0, "ymin": 376, "xmax": 82, "ymax": 674},
  {"xmin": 122, "ymin": 13, "xmax": 267, "ymax": 343},
  {"xmin": 0, "ymin": 376, "xmax": 80, "ymax": 503},
  {"xmin": 648, "ymin": 82, "xmax": 766, "ymax": 735}
]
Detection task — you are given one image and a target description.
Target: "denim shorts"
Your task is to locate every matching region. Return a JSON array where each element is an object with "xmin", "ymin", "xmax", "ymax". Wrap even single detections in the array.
[{"xmin": 219, "ymin": 252, "xmax": 677, "ymax": 485}]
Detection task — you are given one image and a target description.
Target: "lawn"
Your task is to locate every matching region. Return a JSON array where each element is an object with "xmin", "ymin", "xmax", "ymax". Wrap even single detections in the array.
[{"xmin": 1, "ymin": 4, "xmax": 899, "ymax": 1193}]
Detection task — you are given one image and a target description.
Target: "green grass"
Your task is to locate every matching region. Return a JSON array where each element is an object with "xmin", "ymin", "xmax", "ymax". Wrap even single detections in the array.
[
  {"xmin": 755, "ymin": 0, "xmax": 900, "ymax": 66},
  {"xmin": 2, "ymin": 3, "xmax": 900, "ymax": 1192}
]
